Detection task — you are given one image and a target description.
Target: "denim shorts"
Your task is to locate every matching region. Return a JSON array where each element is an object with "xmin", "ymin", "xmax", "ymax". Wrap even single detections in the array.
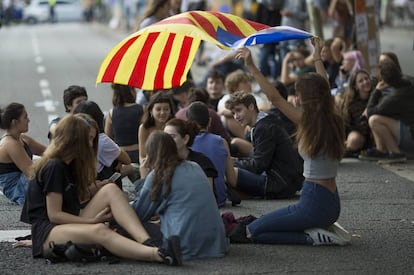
[{"xmin": 0, "ymin": 172, "xmax": 28, "ymax": 205}]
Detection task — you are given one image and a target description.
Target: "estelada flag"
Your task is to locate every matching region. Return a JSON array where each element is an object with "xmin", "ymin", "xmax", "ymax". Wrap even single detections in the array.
[{"xmin": 96, "ymin": 11, "xmax": 312, "ymax": 90}]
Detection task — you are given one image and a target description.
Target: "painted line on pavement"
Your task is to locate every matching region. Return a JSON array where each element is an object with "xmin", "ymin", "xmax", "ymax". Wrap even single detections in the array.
[{"xmin": 0, "ymin": 230, "xmax": 31, "ymax": 242}]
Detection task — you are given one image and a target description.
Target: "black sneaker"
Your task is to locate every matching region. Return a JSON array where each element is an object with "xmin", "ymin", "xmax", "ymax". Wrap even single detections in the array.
[
  {"xmin": 229, "ymin": 224, "xmax": 252, "ymax": 244},
  {"xmin": 227, "ymin": 187, "xmax": 241, "ymax": 206},
  {"xmin": 358, "ymin": 148, "xmax": 389, "ymax": 161},
  {"xmin": 143, "ymin": 237, "xmax": 162, "ymax": 248},
  {"xmin": 157, "ymin": 236, "xmax": 182, "ymax": 266}
]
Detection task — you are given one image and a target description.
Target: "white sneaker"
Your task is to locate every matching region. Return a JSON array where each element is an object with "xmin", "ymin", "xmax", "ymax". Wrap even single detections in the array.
[
  {"xmin": 328, "ymin": 222, "xmax": 352, "ymax": 244},
  {"xmin": 305, "ymin": 222, "xmax": 351, "ymax": 246}
]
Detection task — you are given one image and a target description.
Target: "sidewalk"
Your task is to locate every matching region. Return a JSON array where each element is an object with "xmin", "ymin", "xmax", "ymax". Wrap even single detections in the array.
[{"xmin": 380, "ymin": 159, "xmax": 414, "ymax": 183}]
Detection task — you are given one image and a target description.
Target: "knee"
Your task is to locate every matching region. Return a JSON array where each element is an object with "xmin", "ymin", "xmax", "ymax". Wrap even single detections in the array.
[
  {"xmin": 92, "ymin": 223, "xmax": 113, "ymax": 242},
  {"xmin": 100, "ymin": 182, "xmax": 121, "ymax": 193},
  {"xmin": 98, "ymin": 183, "xmax": 123, "ymax": 198},
  {"xmin": 368, "ymin": 115, "xmax": 383, "ymax": 129},
  {"xmin": 346, "ymin": 132, "xmax": 364, "ymax": 150}
]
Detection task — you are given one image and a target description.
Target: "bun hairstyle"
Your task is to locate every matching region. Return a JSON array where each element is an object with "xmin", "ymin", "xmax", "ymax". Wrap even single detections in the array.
[{"xmin": 0, "ymin": 102, "xmax": 25, "ymax": 130}]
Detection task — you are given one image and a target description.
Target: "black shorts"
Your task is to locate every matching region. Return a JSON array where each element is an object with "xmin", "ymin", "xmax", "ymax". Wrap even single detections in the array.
[{"xmin": 31, "ymin": 220, "xmax": 55, "ymax": 257}]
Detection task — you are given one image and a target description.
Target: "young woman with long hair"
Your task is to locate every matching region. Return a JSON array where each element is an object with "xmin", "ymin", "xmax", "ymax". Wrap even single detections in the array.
[
  {"xmin": 22, "ymin": 114, "xmax": 181, "ymax": 265},
  {"xmin": 138, "ymin": 92, "xmax": 175, "ymax": 178},
  {"xmin": 340, "ymin": 69, "xmax": 374, "ymax": 157},
  {"xmin": 164, "ymin": 118, "xmax": 217, "ymax": 192},
  {"xmin": 228, "ymin": 37, "xmax": 351, "ymax": 246},
  {"xmin": 132, "ymin": 131, "xmax": 229, "ymax": 260},
  {"xmin": 135, "ymin": 0, "xmax": 171, "ymax": 30}
]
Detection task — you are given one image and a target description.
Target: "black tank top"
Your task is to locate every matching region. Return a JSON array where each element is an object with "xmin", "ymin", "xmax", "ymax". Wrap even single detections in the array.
[
  {"xmin": 0, "ymin": 137, "xmax": 33, "ymax": 174},
  {"xmin": 112, "ymin": 104, "xmax": 144, "ymax": 146}
]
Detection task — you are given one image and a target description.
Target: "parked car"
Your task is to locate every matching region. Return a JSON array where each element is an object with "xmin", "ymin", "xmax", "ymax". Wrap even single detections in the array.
[{"xmin": 23, "ymin": 0, "xmax": 83, "ymax": 24}]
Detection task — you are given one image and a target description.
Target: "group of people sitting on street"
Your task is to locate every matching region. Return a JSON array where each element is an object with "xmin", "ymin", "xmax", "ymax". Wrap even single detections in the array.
[{"xmin": 0, "ymin": 21, "xmax": 413, "ymax": 265}]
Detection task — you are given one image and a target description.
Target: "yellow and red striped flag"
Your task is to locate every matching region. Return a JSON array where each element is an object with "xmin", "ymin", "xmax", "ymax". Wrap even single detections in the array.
[{"xmin": 96, "ymin": 11, "xmax": 269, "ymax": 90}]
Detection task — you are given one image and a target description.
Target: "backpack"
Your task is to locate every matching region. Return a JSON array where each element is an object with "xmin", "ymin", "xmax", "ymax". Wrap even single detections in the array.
[{"xmin": 43, "ymin": 241, "xmax": 117, "ymax": 264}]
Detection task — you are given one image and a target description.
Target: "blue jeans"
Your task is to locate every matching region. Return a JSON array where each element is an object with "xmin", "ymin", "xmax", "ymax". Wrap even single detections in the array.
[
  {"xmin": 0, "ymin": 172, "xmax": 28, "ymax": 205},
  {"xmin": 247, "ymin": 181, "xmax": 340, "ymax": 244},
  {"xmin": 236, "ymin": 168, "xmax": 266, "ymax": 197}
]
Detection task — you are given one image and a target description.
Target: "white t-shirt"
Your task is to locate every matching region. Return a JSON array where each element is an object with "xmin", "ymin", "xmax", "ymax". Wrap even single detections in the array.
[{"xmin": 97, "ymin": 133, "xmax": 121, "ymax": 173}]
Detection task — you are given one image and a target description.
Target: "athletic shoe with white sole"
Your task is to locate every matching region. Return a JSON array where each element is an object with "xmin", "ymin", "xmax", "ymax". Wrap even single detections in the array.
[{"xmin": 305, "ymin": 222, "xmax": 351, "ymax": 246}]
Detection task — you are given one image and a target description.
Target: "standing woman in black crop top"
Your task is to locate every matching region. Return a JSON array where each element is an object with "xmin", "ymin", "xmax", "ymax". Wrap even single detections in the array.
[
  {"xmin": 0, "ymin": 103, "xmax": 46, "ymax": 205},
  {"xmin": 227, "ymin": 37, "xmax": 352, "ymax": 246}
]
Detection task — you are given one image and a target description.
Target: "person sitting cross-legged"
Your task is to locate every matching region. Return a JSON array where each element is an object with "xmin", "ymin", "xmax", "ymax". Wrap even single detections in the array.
[
  {"xmin": 225, "ymin": 91, "xmax": 304, "ymax": 199},
  {"xmin": 132, "ymin": 131, "xmax": 229, "ymax": 260},
  {"xmin": 21, "ymin": 114, "xmax": 182, "ymax": 265}
]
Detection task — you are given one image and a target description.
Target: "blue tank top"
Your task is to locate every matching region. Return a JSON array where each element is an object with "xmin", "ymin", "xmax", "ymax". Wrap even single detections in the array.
[{"xmin": 111, "ymin": 104, "xmax": 144, "ymax": 146}]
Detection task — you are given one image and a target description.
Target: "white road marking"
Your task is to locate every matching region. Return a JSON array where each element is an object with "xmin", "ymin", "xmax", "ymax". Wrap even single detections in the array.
[
  {"xmin": 31, "ymin": 33, "xmax": 57, "ymax": 128},
  {"xmin": 0, "ymin": 230, "xmax": 31, "ymax": 242},
  {"xmin": 39, "ymin": 79, "xmax": 49, "ymax": 89},
  {"xmin": 37, "ymin": 65, "xmax": 46, "ymax": 74}
]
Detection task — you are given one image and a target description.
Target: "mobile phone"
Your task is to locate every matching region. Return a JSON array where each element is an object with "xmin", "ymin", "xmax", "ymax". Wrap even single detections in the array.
[{"xmin": 108, "ymin": 172, "xmax": 121, "ymax": 182}]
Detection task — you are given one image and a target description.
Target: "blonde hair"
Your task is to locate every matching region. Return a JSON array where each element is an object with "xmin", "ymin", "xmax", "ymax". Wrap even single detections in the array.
[
  {"xmin": 225, "ymin": 69, "xmax": 251, "ymax": 93},
  {"xmin": 31, "ymin": 114, "xmax": 99, "ymax": 198}
]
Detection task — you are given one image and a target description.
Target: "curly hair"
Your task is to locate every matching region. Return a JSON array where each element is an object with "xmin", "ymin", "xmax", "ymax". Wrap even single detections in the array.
[{"xmin": 225, "ymin": 69, "xmax": 251, "ymax": 94}]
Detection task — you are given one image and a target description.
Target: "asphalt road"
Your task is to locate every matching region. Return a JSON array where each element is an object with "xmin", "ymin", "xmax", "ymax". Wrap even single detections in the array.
[
  {"xmin": 0, "ymin": 21, "xmax": 413, "ymax": 274},
  {"xmin": 0, "ymin": 159, "xmax": 413, "ymax": 274}
]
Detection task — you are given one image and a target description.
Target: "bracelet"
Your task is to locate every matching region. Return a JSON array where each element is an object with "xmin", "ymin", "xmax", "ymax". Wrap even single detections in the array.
[{"xmin": 314, "ymin": 58, "xmax": 322, "ymax": 62}]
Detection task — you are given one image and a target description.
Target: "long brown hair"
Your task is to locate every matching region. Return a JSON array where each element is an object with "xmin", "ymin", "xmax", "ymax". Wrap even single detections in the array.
[
  {"xmin": 340, "ymin": 69, "xmax": 371, "ymax": 119},
  {"xmin": 31, "ymin": 114, "xmax": 99, "ymax": 198},
  {"xmin": 135, "ymin": 0, "xmax": 170, "ymax": 31},
  {"xmin": 295, "ymin": 73, "xmax": 345, "ymax": 160},
  {"xmin": 145, "ymin": 131, "xmax": 183, "ymax": 201},
  {"xmin": 141, "ymin": 92, "xmax": 175, "ymax": 129}
]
